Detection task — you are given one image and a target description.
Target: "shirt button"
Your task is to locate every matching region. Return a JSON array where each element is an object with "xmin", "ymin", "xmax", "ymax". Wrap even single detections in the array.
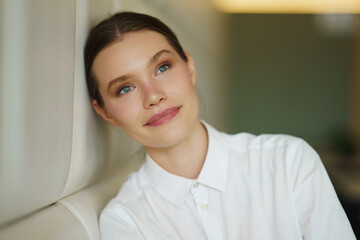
[
  {"xmin": 201, "ymin": 204, "xmax": 208, "ymax": 211},
  {"xmin": 193, "ymin": 182, "xmax": 199, "ymax": 188}
]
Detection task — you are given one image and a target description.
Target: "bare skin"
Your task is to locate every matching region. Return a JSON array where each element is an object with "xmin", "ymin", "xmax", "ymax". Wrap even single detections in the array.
[
  {"xmin": 146, "ymin": 120, "xmax": 208, "ymax": 179},
  {"xmin": 91, "ymin": 30, "xmax": 208, "ymax": 179}
]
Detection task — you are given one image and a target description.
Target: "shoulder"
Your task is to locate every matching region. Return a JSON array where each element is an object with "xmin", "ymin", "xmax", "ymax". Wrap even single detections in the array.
[
  {"xmin": 99, "ymin": 189, "xmax": 146, "ymax": 239},
  {"xmin": 99, "ymin": 163, "xmax": 156, "ymax": 239},
  {"xmin": 227, "ymin": 131, "xmax": 306, "ymax": 151},
  {"xmin": 100, "ymin": 173, "xmax": 140, "ymax": 225},
  {"xmin": 205, "ymin": 121, "xmax": 318, "ymax": 168},
  {"xmin": 226, "ymin": 131, "xmax": 318, "ymax": 161},
  {"xmin": 104, "ymin": 163, "xmax": 150, "ymax": 210},
  {"xmin": 225, "ymin": 131, "xmax": 321, "ymax": 176},
  {"xmin": 100, "ymin": 156, "xmax": 150, "ymax": 223}
]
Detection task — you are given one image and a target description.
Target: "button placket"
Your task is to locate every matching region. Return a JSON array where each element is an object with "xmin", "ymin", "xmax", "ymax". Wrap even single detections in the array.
[
  {"xmin": 191, "ymin": 184, "xmax": 223, "ymax": 240},
  {"xmin": 191, "ymin": 183, "xmax": 209, "ymax": 214},
  {"xmin": 201, "ymin": 203, "xmax": 208, "ymax": 211}
]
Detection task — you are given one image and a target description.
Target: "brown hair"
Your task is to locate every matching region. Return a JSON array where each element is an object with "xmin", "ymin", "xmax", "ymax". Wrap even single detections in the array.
[{"xmin": 84, "ymin": 11, "xmax": 188, "ymax": 107}]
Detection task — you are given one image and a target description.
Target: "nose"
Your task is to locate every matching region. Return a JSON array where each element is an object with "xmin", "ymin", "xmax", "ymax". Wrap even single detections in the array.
[{"xmin": 143, "ymin": 81, "xmax": 167, "ymax": 108}]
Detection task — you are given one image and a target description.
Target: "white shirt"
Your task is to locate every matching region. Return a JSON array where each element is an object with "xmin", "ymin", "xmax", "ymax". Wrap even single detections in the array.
[{"xmin": 100, "ymin": 122, "xmax": 355, "ymax": 240}]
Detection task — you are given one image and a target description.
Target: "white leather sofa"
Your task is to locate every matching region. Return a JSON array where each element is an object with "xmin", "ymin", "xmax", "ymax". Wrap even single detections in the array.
[
  {"xmin": 0, "ymin": 1, "xmax": 143, "ymax": 239},
  {"xmin": 0, "ymin": 0, "xmax": 224, "ymax": 239}
]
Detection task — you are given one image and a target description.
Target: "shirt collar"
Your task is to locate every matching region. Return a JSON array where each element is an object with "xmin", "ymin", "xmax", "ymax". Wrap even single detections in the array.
[
  {"xmin": 144, "ymin": 121, "xmax": 229, "ymax": 208},
  {"xmin": 197, "ymin": 121, "xmax": 229, "ymax": 192}
]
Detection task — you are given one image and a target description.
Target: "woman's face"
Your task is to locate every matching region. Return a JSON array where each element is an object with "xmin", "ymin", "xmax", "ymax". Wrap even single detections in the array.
[{"xmin": 91, "ymin": 30, "xmax": 199, "ymax": 148}]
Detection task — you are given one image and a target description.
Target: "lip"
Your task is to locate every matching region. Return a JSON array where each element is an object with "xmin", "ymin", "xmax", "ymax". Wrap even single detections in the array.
[{"xmin": 145, "ymin": 106, "xmax": 182, "ymax": 127}]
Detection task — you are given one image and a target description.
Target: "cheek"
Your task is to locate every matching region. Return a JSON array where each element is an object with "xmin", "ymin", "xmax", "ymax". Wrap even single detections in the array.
[
  {"xmin": 105, "ymin": 99, "xmax": 141, "ymax": 125},
  {"xmin": 167, "ymin": 68, "xmax": 195, "ymax": 95},
  {"xmin": 174, "ymin": 78, "xmax": 197, "ymax": 100}
]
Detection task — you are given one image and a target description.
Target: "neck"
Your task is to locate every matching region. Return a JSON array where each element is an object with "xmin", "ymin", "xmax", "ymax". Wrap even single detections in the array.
[{"xmin": 145, "ymin": 121, "xmax": 208, "ymax": 179}]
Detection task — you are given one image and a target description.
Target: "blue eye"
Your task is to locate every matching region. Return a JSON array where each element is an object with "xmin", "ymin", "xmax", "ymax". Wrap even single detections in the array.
[
  {"xmin": 118, "ymin": 85, "xmax": 134, "ymax": 95},
  {"xmin": 157, "ymin": 64, "xmax": 169, "ymax": 75}
]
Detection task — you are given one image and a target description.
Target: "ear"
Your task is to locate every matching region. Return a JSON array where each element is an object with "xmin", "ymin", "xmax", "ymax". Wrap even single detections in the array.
[
  {"xmin": 91, "ymin": 99, "xmax": 120, "ymax": 126},
  {"xmin": 185, "ymin": 52, "xmax": 196, "ymax": 86}
]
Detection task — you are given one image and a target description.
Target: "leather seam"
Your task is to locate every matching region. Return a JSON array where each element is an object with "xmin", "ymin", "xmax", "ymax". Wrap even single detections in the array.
[{"xmin": 57, "ymin": 200, "xmax": 90, "ymax": 240}]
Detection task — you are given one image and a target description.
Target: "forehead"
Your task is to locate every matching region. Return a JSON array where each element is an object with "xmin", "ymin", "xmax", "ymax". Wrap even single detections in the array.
[{"xmin": 92, "ymin": 30, "xmax": 173, "ymax": 84}]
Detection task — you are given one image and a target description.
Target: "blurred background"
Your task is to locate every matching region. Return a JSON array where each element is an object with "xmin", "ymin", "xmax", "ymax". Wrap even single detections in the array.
[
  {"xmin": 1, "ymin": 0, "xmax": 359, "ymax": 238},
  {"xmin": 222, "ymin": 13, "xmax": 360, "ymax": 236},
  {"xmin": 218, "ymin": 3, "xmax": 360, "ymax": 236}
]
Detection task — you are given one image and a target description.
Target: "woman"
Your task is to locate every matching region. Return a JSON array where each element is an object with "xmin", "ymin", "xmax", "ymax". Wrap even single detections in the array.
[{"xmin": 84, "ymin": 12, "xmax": 355, "ymax": 240}]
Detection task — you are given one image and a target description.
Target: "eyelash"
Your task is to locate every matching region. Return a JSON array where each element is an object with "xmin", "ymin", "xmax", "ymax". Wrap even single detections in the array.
[
  {"xmin": 115, "ymin": 63, "xmax": 171, "ymax": 96},
  {"xmin": 116, "ymin": 85, "xmax": 134, "ymax": 96},
  {"xmin": 156, "ymin": 63, "xmax": 170, "ymax": 75}
]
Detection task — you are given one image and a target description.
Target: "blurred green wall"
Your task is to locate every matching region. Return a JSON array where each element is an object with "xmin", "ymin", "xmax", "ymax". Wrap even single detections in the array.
[{"xmin": 225, "ymin": 14, "xmax": 355, "ymax": 146}]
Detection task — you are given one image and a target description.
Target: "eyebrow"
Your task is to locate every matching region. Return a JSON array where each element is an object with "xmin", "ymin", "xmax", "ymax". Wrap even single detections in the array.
[
  {"xmin": 148, "ymin": 49, "xmax": 173, "ymax": 68},
  {"xmin": 107, "ymin": 49, "xmax": 173, "ymax": 93},
  {"xmin": 107, "ymin": 74, "xmax": 132, "ymax": 92}
]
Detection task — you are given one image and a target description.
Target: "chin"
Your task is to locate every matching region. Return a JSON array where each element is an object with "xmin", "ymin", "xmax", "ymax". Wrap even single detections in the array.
[
  {"xmin": 147, "ymin": 128, "xmax": 187, "ymax": 148},
  {"xmin": 145, "ymin": 118, "xmax": 198, "ymax": 148}
]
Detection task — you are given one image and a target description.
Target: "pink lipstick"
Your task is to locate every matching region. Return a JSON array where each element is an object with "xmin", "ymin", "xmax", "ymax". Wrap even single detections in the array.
[{"xmin": 145, "ymin": 106, "xmax": 181, "ymax": 127}]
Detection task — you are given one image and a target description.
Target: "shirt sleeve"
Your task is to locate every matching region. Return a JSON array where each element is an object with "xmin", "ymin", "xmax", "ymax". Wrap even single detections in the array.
[
  {"xmin": 290, "ymin": 140, "xmax": 356, "ymax": 240},
  {"xmin": 99, "ymin": 208, "xmax": 145, "ymax": 240}
]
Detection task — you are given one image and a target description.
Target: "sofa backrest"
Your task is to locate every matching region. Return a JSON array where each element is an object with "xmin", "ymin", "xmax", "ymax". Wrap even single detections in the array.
[
  {"xmin": 0, "ymin": 1, "xmax": 142, "ymax": 239},
  {"xmin": 0, "ymin": 0, "xmax": 224, "ymax": 239}
]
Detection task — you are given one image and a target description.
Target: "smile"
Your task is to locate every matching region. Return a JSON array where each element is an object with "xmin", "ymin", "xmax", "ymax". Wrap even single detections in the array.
[{"xmin": 145, "ymin": 106, "xmax": 182, "ymax": 127}]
